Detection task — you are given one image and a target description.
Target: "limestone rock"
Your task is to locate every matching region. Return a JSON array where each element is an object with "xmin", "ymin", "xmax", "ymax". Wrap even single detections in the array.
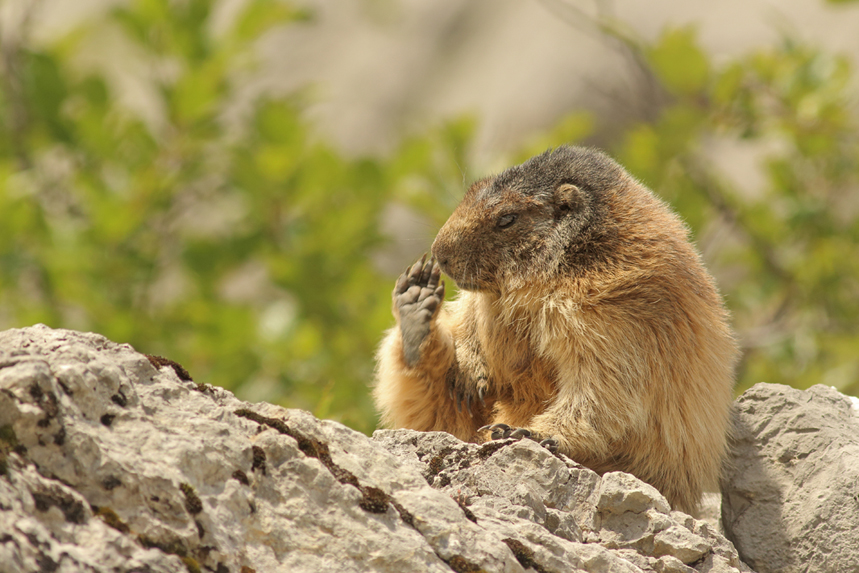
[
  {"xmin": 1, "ymin": 325, "xmax": 750, "ymax": 573},
  {"xmin": 373, "ymin": 428, "xmax": 750, "ymax": 573},
  {"xmin": 721, "ymin": 382, "xmax": 859, "ymax": 573}
]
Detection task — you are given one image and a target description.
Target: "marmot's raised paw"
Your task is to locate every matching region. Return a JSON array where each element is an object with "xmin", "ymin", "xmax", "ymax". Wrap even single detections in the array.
[
  {"xmin": 479, "ymin": 423, "xmax": 559, "ymax": 453},
  {"xmin": 394, "ymin": 254, "xmax": 445, "ymax": 367}
]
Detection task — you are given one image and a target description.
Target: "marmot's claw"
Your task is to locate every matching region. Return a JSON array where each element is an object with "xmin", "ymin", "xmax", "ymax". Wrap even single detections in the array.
[
  {"xmin": 479, "ymin": 424, "xmax": 545, "ymax": 443},
  {"xmin": 492, "ymin": 425, "xmax": 512, "ymax": 440},
  {"xmin": 449, "ymin": 379, "xmax": 485, "ymax": 418},
  {"xmin": 406, "ymin": 254, "xmax": 428, "ymax": 286},
  {"xmin": 419, "ymin": 256, "xmax": 434, "ymax": 284},
  {"xmin": 479, "ymin": 423, "xmax": 513, "ymax": 440},
  {"xmin": 539, "ymin": 437, "xmax": 559, "ymax": 453},
  {"xmin": 453, "ymin": 388, "xmax": 475, "ymax": 417}
]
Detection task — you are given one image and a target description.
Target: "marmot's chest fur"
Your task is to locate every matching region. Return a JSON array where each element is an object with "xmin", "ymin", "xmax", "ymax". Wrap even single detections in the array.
[{"xmin": 374, "ymin": 146, "xmax": 737, "ymax": 514}]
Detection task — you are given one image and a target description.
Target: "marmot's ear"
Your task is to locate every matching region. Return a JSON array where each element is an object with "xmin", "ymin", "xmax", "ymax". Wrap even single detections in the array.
[{"xmin": 554, "ymin": 183, "xmax": 583, "ymax": 211}]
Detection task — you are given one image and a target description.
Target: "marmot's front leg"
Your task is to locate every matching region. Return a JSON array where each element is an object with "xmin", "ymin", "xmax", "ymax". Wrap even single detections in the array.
[
  {"xmin": 450, "ymin": 332, "xmax": 492, "ymax": 418},
  {"xmin": 374, "ymin": 257, "xmax": 486, "ymax": 440},
  {"xmin": 395, "ymin": 255, "xmax": 446, "ymax": 367}
]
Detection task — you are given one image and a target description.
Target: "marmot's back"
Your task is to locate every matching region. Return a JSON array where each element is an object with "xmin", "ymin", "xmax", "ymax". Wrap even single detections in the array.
[{"xmin": 375, "ymin": 146, "xmax": 738, "ymax": 513}]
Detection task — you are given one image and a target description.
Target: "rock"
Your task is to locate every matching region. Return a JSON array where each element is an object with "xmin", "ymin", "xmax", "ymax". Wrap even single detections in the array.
[
  {"xmin": 374, "ymin": 427, "xmax": 750, "ymax": 573},
  {"xmin": 721, "ymin": 382, "xmax": 859, "ymax": 573},
  {"xmin": 1, "ymin": 325, "xmax": 751, "ymax": 573},
  {"xmin": 652, "ymin": 526, "xmax": 709, "ymax": 564},
  {"xmin": 597, "ymin": 472, "xmax": 672, "ymax": 515}
]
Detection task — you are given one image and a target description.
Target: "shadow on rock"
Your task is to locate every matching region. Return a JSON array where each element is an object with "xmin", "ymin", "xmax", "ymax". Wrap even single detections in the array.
[{"xmin": 721, "ymin": 382, "xmax": 859, "ymax": 573}]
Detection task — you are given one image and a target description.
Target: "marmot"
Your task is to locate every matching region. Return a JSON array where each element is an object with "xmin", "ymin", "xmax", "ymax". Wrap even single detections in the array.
[{"xmin": 374, "ymin": 146, "xmax": 737, "ymax": 513}]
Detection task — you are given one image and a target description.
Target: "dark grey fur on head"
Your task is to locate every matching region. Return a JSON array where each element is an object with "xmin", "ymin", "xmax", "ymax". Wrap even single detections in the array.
[
  {"xmin": 493, "ymin": 146, "xmax": 626, "ymax": 199},
  {"xmin": 432, "ymin": 145, "xmax": 634, "ymax": 290}
]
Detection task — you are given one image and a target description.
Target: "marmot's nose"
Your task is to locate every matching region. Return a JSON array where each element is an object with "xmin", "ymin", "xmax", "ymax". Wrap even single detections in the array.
[{"xmin": 430, "ymin": 238, "xmax": 449, "ymax": 268}]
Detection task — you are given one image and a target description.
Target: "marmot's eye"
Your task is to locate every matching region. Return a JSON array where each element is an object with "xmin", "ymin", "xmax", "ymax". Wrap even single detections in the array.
[{"xmin": 497, "ymin": 213, "xmax": 517, "ymax": 229}]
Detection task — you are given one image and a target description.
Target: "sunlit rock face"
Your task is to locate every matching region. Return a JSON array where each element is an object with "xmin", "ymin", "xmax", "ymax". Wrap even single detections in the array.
[{"xmin": 0, "ymin": 325, "xmax": 759, "ymax": 573}]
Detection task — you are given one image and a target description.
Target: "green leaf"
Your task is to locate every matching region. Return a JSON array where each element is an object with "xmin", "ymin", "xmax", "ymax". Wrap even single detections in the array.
[
  {"xmin": 231, "ymin": 0, "xmax": 311, "ymax": 44},
  {"xmin": 647, "ymin": 27, "xmax": 711, "ymax": 95},
  {"xmin": 171, "ymin": 58, "xmax": 226, "ymax": 125},
  {"xmin": 23, "ymin": 51, "xmax": 73, "ymax": 143}
]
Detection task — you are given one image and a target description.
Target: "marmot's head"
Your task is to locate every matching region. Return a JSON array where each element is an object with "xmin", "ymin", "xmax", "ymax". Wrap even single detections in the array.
[{"xmin": 431, "ymin": 146, "xmax": 632, "ymax": 293}]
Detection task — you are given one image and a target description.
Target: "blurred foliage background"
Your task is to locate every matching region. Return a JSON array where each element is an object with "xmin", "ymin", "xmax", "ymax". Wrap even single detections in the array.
[{"xmin": 1, "ymin": 0, "xmax": 858, "ymax": 435}]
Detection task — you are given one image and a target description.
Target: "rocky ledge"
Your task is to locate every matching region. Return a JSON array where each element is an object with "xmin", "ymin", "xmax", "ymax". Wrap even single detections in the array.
[{"xmin": 1, "ymin": 326, "xmax": 857, "ymax": 572}]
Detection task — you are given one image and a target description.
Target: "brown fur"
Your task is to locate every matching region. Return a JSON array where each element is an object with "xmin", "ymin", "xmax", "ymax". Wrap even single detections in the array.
[{"xmin": 374, "ymin": 146, "xmax": 738, "ymax": 513}]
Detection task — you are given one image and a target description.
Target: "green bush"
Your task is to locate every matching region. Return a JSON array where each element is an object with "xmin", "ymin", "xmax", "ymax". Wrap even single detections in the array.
[{"xmin": 1, "ymin": 1, "xmax": 857, "ymax": 438}]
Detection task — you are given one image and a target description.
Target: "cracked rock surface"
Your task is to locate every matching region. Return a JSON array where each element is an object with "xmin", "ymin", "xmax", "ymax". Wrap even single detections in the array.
[
  {"xmin": 1, "ymin": 325, "xmax": 750, "ymax": 572},
  {"xmin": 721, "ymin": 382, "xmax": 859, "ymax": 573},
  {"xmin": 374, "ymin": 432, "xmax": 748, "ymax": 573}
]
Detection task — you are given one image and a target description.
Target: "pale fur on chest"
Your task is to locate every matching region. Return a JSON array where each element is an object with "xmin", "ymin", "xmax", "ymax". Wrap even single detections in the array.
[
  {"xmin": 465, "ymin": 290, "xmax": 592, "ymax": 428},
  {"xmin": 463, "ymin": 281, "xmax": 663, "ymax": 440}
]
